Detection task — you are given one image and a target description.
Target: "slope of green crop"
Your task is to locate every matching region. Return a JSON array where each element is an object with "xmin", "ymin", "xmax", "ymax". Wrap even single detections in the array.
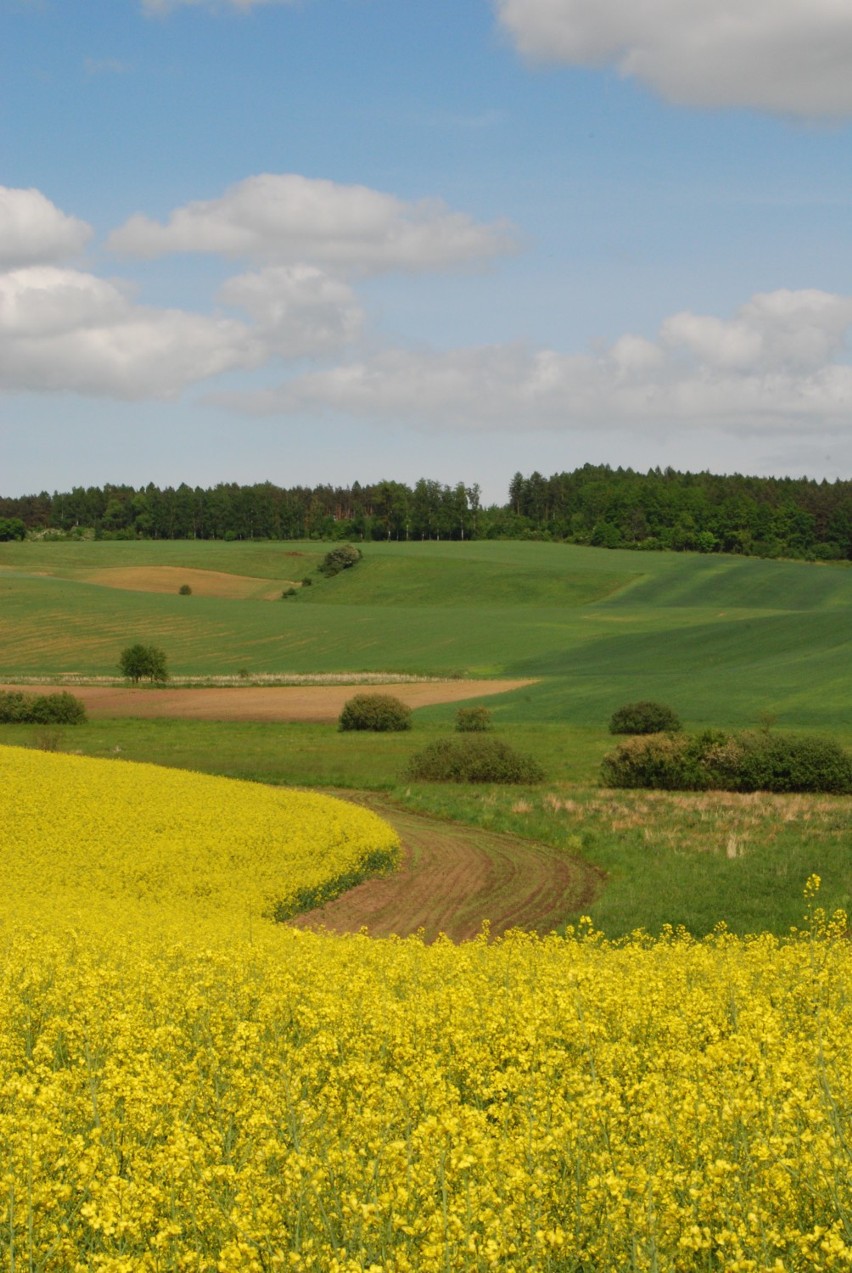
[
  {"xmin": 0, "ymin": 539, "xmax": 324, "ymax": 580},
  {"xmin": 0, "ymin": 539, "xmax": 849, "ymax": 730}
]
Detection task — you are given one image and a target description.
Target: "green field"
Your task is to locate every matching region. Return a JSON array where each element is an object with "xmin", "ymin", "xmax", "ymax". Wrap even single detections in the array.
[
  {"xmin": 2, "ymin": 537, "xmax": 850, "ymax": 938},
  {"xmin": 1, "ymin": 537, "xmax": 850, "ymax": 729}
]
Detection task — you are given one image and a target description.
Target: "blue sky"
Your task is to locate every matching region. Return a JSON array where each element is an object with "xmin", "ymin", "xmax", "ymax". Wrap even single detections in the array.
[{"xmin": 3, "ymin": 0, "xmax": 852, "ymax": 504}]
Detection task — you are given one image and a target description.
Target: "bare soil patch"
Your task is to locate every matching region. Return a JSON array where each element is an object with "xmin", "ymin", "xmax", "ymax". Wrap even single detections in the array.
[
  {"xmin": 290, "ymin": 795, "xmax": 603, "ymax": 942},
  {"xmin": 0, "ymin": 680, "xmax": 532, "ymax": 722},
  {"xmin": 82, "ymin": 566, "xmax": 290, "ymax": 600}
]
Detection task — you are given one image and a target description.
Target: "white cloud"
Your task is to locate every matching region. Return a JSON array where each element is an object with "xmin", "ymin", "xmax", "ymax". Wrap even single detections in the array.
[
  {"xmin": 0, "ymin": 266, "xmax": 259, "ymax": 398},
  {"xmin": 107, "ymin": 173, "xmax": 518, "ymax": 273},
  {"xmin": 219, "ymin": 264, "xmax": 364, "ymax": 358},
  {"xmin": 215, "ymin": 289, "xmax": 852, "ymax": 436},
  {"xmin": 494, "ymin": 0, "xmax": 852, "ymax": 117},
  {"xmin": 0, "ymin": 187, "xmax": 92, "ymax": 271}
]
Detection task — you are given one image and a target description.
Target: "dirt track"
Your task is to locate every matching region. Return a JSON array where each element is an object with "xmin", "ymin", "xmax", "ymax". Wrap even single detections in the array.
[
  {"xmin": 0, "ymin": 681, "xmax": 531, "ymax": 723},
  {"xmin": 290, "ymin": 796, "xmax": 603, "ymax": 942}
]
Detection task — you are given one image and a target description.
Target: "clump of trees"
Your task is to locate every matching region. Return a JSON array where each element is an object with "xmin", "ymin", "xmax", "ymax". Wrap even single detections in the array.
[
  {"xmin": 0, "ymin": 690, "xmax": 86, "ymax": 724},
  {"xmin": 601, "ymin": 729, "xmax": 852, "ymax": 794},
  {"xmin": 339, "ymin": 694, "xmax": 412, "ymax": 732},
  {"xmin": 407, "ymin": 737, "xmax": 545, "ymax": 784},
  {"xmin": 609, "ymin": 701, "xmax": 682, "ymax": 735},
  {"xmin": 319, "ymin": 544, "xmax": 362, "ymax": 577},
  {"xmin": 119, "ymin": 644, "xmax": 169, "ymax": 684}
]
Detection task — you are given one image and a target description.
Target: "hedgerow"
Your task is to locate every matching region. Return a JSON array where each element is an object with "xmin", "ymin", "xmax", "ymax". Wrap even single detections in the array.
[
  {"xmin": 0, "ymin": 690, "xmax": 87, "ymax": 724},
  {"xmin": 601, "ymin": 728, "xmax": 852, "ymax": 794}
]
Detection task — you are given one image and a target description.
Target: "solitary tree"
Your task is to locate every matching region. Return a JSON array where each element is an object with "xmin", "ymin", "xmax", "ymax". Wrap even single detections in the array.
[{"xmin": 119, "ymin": 644, "xmax": 169, "ymax": 684}]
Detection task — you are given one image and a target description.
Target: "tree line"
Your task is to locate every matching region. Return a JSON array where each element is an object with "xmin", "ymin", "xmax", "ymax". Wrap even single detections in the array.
[{"xmin": 1, "ymin": 466, "xmax": 849, "ymax": 561}]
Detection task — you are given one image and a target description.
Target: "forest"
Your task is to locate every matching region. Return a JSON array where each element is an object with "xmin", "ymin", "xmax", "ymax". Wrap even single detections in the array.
[{"xmin": 1, "ymin": 465, "xmax": 850, "ymax": 561}]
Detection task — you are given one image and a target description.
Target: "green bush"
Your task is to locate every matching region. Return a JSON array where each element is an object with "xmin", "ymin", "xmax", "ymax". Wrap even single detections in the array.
[
  {"xmin": 339, "ymin": 693, "xmax": 412, "ymax": 732},
  {"xmin": 0, "ymin": 690, "xmax": 87, "ymax": 724},
  {"xmin": 609, "ymin": 701, "xmax": 682, "ymax": 734},
  {"xmin": 712, "ymin": 731, "xmax": 852, "ymax": 794},
  {"xmin": 601, "ymin": 732, "xmax": 702, "ymax": 790},
  {"xmin": 406, "ymin": 736, "xmax": 545, "ymax": 784},
  {"xmin": 178, "ymin": 584, "xmax": 192, "ymax": 595},
  {"xmin": 319, "ymin": 544, "xmax": 362, "ymax": 577},
  {"xmin": 455, "ymin": 706, "xmax": 492, "ymax": 733},
  {"xmin": 601, "ymin": 729, "xmax": 852, "ymax": 794}
]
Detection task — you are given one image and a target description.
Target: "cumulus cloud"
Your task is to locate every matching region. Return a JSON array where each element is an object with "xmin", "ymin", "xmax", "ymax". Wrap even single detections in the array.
[
  {"xmin": 0, "ymin": 187, "xmax": 92, "ymax": 271},
  {"xmin": 107, "ymin": 173, "xmax": 517, "ymax": 273},
  {"xmin": 215, "ymin": 289, "xmax": 852, "ymax": 435},
  {"xmin": 0, "ymin": 266, "xmax": 260, "ymax": 398},
  {"xmin": 219, "ymin": 264, "xmax": 364, "ymax": 358},
  {"xmin": 494, "ymin": 0, "xmax": 852, "ymax": 117}
]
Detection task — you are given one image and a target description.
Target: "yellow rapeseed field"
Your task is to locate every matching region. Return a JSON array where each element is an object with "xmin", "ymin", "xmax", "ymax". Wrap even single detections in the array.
[{"xmin": 2, "ymin": 745, "xmax": 851, "ymax": 1272}]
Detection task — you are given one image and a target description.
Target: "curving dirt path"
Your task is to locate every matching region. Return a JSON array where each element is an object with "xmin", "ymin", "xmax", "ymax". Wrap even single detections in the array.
[{"xmin": 289, "ymin": 795, "xmax": 604, "ymax": 942}]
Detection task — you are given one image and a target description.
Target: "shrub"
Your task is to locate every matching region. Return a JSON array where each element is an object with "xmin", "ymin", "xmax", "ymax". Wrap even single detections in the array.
[
  {"xmin": 712, "ymin": 731, "xmax": 852, "ymax": 795},
  {"xmin": 178, "ymin": 584, "xmax": 192, "ymax": 595},
  {"xmin": 119, "ymin": 644, "xmax": 169, "ymax": 684},
  {"xmin": 319, "ymin": 544, "xmax": 362, "ymax": 577},
  {"xmin": 455, "ymin": 706, "xmax": 492, "ymax": 732},
  {"xmin": 282, "ymin": 587, "xmax": 297, "ymax": 598},
  {"xmin": 601, "ymin": 729, "xmax": 852, "ymax": 794},
  {"xmin": 406, "ymin": 736, "xmax": 545, "ymax": 784},
  {"xmin": 339, "ymin": 694, "xmax": 412, "ymax": 732},
  {"xmin": 601, "ymin": 732, "xmax": 703, "ymax": 790},
  {"xmin": 609, "ymin": 701, "xmax": 682, "ymax": 734},
  {"xmin": 0, "ymin": 690, "xmax": 86, "ymax": 725}
]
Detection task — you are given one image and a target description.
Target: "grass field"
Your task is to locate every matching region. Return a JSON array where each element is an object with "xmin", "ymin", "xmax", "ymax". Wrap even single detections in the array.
[
  {"xmin": 2, "ymin": 536, "xmax": 850, "ymax": 937},
  {"xmin": 1, "ymin": 537, "xmax": 850, "ymax": 729}
]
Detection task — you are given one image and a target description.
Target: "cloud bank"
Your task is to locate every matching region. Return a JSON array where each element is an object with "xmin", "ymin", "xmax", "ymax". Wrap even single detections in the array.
[
  {"xmin": 5, "ymin": 183, "xmax": 852, "ymax": 449},
  {"xmin": 218, "ymin": 289, "xmax": 852, "ymax": 435},
  {"xmin": 0, "ymin": 176, "xmax": 499, "ymax": 398},
  {"xmin": 108, "ymin": 174, "xmax": 517, "ymax": 273},
  {"xmin": 495, "ymin": 0, "xmax": 852, "ymax": 117}
]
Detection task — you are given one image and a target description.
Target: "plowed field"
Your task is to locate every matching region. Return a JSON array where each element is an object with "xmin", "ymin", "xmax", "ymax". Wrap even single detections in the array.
[
  {"xmin": 0, "ymin": 680, "xmax": 530, "ymax": 722},
  {"xmin": 290, "ymin": 796, "xmax": 603, "ymax": 941}
]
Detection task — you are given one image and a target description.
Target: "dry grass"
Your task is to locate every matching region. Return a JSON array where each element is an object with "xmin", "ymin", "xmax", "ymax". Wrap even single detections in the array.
[{"xmin": 81, "ymin": 566, "xmax": 295, "ymax": 600}]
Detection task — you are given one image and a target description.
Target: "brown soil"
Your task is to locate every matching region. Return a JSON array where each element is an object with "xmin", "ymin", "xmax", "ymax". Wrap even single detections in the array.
[
  {"xmin": 290, "ymin": 795, "xmax": 603, "ymax": 942},
  {"xmin": 81, "ymin": 566, "xmax": 291, "ymax": 600},
  {"xmin": 0, "ymin": 680, "xmax": 532, "ymax": 723}
]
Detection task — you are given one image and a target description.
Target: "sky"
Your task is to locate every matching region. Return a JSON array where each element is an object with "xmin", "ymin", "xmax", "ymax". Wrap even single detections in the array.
[{"xmin": 3, "ymin": 0, "xmax": 852, "ymax": 505}]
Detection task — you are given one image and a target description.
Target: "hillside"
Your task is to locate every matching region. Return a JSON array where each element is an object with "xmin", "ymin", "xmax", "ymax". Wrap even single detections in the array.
[{"xmin": 0, "ymin": 538, "xmax": 849, "ymax": 729}]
